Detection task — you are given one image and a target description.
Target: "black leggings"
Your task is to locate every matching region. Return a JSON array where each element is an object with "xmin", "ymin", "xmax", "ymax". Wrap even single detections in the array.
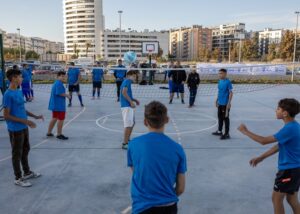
[
  {"xmin": 218, "ymin": 105, "xmax": 230, "ymax": 135},
  {"xmin": 140, "ymin": 203, "xmax": 177, "ymax": 214},
  {"xmin": 116, "ymin": 81, "xmax": 123, "ymax": 99}
]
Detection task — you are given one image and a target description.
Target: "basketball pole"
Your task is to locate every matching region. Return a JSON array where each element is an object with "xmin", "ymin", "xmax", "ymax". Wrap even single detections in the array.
[{"xmin": 0, "ymin": 33, "xmax": 5, "ymax": 92}]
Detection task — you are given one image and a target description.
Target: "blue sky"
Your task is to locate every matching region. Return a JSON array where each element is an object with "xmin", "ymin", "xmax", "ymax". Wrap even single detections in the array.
[{"xmin": 0, "ymin": 0, "xmax": 298, "ymax": 42}]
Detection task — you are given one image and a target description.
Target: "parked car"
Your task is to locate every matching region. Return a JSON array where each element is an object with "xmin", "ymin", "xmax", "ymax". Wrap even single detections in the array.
[{"xmin": 33, "ymin": 65, "xmax": 64, "ymax": 75}]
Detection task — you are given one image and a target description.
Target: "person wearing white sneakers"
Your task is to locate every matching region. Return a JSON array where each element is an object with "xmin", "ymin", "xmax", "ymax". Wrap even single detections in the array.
[{"xmin": 3, "ymin": 69, "xmax": 43, "ymax": 187}]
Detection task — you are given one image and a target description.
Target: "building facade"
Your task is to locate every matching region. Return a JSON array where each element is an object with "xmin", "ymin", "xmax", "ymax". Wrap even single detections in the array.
[
  {"xmin": 212, "ymin": 23, "xmax": 246, "ymax": 58},
  {"xmin": 102, "ymin": 30, "xmax": 169, "ymax": 61},
  {"xmin": 63, "ymin": 0, "xmax": 105, "ymax": 58},
  {"xmin": 169, "ymin": 25, "xmax": 212, "ymax": 61},
  {"xmin": 258, "ymin": 28, "xmax": 285, "ymax": 56}
]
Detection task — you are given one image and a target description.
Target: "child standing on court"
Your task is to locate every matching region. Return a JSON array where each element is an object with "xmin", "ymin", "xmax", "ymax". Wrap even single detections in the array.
[
  {"xmin": 47, "ymin": 71, "xmax": 70, "ymax": 140},
  {"xmin": 238, "ymin": 98, "xmax": 300, "ymax": 214},
  {"xmin": 67, "ymin": 62, "xmax": 84, "ymax": 107},
  {"xmin": 91, "ymin": 63, "xmax": 104, "ymax": 99},
  {"xmin": 114, "ymin": 59, "xmax": 127, "ymax": 102},
  {"xmin": 21, "ymin": 64, "xmax": 32, "ymax": 102},
  {"xmin": 3, "ymin": 69, "xmax": 44, "ymax": 187},
  {"xmin": 212, "ymin": 68, "xmax": 233, "ymax": 140},
  {"xmin": 187, "ymin": 69, "xmax": 200, "ymax": 108},
  {"xmin": 128, "ymin": 101, "xmax": 187, "ymax": 214},
  {"xmin": 120, "ymin": 70, "xmax": 139, "ymax": 150}
]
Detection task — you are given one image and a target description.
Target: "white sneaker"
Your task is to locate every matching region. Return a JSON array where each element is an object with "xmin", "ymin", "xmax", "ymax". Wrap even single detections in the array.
[
  {"xmin": 23, "ymin": 171, "xmax": 42, "ymax": 180},
  {"xmin": 14, "ymin": 178, "xmax": 32, "ymax": 187}
]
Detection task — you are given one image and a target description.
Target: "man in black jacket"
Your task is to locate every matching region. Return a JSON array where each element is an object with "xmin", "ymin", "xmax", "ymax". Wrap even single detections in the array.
[
  {"xmin": 169, "ymin": 61, "xmax": 187, "ymax": 104},
  {"xmin": 187, "ymin": 69, "xmax": 200, "ymax": 108}
]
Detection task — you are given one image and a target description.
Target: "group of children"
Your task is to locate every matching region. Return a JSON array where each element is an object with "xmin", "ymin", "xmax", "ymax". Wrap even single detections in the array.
[{"xmin": 1, "ymin": 64, "xmax": 300, "ymax": 214}]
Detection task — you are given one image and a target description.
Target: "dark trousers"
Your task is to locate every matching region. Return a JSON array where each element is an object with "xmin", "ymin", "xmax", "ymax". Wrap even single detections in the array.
[
  {"xmin": 9, "ymin": 128, "xmax": 31, "ymax": 180},
  {"xmin": 140, "ymin": 203, "xmax": 177, "ymax": 214},
  {"xmin": 116, "ymin": 80, "xmax": 123, "ymax": 99},
  {"xmin": 218, "ymin": 105, "xmax": 230, "ymax": 135},
  {"xmin": 189, "ymin": 88, "xmax": 197, "ymax": 106},
  {"xmin": 149, "ymin": 71, "xmax": 155, "ymax": 84}
]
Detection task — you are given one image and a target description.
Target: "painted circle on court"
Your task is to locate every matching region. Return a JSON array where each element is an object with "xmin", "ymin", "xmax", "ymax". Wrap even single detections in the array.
[{"xmin": 96, "ymin": 110, "xmax": 217, "ymax": 135}]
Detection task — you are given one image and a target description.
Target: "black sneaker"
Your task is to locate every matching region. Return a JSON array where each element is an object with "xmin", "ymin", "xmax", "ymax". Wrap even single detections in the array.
[
  {"xmin": 169, "ymin": 100, "xmax": 173, "ymax": 104},
  {"xmin": 57, "ymin": 135, "xmax": 69, "ymax": 140},
  {"xmin": 220, "ymin": 134, "xmax": 230, "ymax": 140},
  {"xmin": 68, "ymin": 103, "xmax": 72, "ymax": 107},
  {"xmin": 81, "ymin": 103, "xmax": 84, "ymax": 107},
  {"xmin": 122, "ymin": 143, "xmax": 128, "ymax": 150},
  {"xmin": 46, "ymin": 133, "xmax": 54, "ymax": 137},
  {"xmin": 181, "ymin": 100, "xmax": 185, "ymax": 104},
  {"xmin": 212, "ymin": 131, "xmax": 222, "ymax": 136}
]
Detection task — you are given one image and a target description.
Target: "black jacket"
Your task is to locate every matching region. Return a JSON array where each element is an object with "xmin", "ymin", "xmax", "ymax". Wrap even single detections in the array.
[
  {"xmin": 169, "ymin": 66, "xmax": 187, "ymax": 84},
  {"xmin": 187, "ymin": 72, "xmax": 200, "ymax": 89}
]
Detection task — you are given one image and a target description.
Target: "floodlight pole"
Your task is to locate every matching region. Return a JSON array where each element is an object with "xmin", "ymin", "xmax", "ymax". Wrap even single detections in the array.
[
  {"xmin": 292, "ymin": 11, "xmax": 299, "ymax": 82},
  {"xmin": 118, "ymin": 10, "xmax": 123, "ymax": 59},
  {"xmin": 17, "ymin": 28, "xmax": 22, "ymax": 63}
]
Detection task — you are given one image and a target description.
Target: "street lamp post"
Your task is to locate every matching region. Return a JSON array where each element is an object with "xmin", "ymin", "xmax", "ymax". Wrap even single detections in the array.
[
  {"xmin": 228, "ymin": 40, "xmax": 232, "ymax": 63},
  {"xmin": 128, "ymin": 28, "xmax": 131, "ymax": 52},
  {"xmin": 17, "ymin": 28, "xmax": 22, "ymax": 63},
  {"xmin": 118, "ymin": 10, "xmax": 123, "ymax": 59},
  {"xmin": 238, "ymin": 35, "xmax": 243, "ymax": 64},
  {"xmin": 292, "ymin": 11, "xmax": 300, "ymax": 82}
]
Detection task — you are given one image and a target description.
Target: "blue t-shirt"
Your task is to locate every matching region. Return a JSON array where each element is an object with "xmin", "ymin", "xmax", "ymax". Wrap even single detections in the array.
[
  {"xmin": 3, "ymin": 89, "xmax": 28, "ymax": 131},
  {"xmin": 92, "ymin": 68, "xmax": 104, "ymax": 82},
  {"xmin": 128, "ymin": 132, "xmax": 187, "ymax": 214},
  {"xmin": 114, "ymin": 65, "xmax": 127, "ymax": 81},
  {"xmin": 274, "ymin": 121, "xmax": 300, "ymax": 171},
  {"xmin": 48, "ymin": 80, "xmax": 66, "ymax": 112},
  {"xmin": 218, "ymin": 78, "xmax": 233, "ymax": 105},
  {"xmin": 68, "ymin": 67, "xmax": 80, "ymax": 85},
  {"xmin": 120, "ymin": 79, "xmax": 133, "ymax": 108},
  {"xmin": 0, "ymin": 69, "xmax": 3, "ymax": 88},
  {"xmin": 22, "ymin": 69, "xmax": 31, "ymax": 84}
]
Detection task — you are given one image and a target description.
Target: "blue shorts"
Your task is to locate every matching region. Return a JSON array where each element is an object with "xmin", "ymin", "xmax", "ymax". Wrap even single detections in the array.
[
  {"xmin": 172, "ymin": 83, "xmax": 184, "ymax": 93},
  {"xmin": 168, "ymin": 80, "xmax": 173, "ymax": 93}
]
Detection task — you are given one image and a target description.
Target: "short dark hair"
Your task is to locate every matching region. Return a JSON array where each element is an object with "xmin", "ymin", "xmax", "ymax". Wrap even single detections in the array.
[
  {"xmin": 219, "ymin": 68, "xmax": 227, "ymax": 73},
  {"xmin": 144, "ymin": 101, "xmax": 168, "ymax": 129},
  {"xmin": 57, "ymin": 71, "xmax": 66, "ymax": 77},
  {"xmin": 126, "ymin": 70, "xmax": 138, "ymax": 76},
  {"xmin": 278, "ymin": 98, "xmax": 300, "ymax": 118},
  {"xmin": 6, "ymin": 69, "xmax": 22, "ymax": 81},
  {"xmin": 69, "ymin": 62, "xmax": 75, "ymax": 66}
]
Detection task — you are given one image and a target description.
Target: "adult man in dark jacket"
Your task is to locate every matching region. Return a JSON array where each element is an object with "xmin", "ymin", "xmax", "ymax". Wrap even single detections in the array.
[
  {"xmin": 187, "ymin": 69, "xmax": 200, "ymax": 107},
  {"xmin": 169, "ymin": 61, "xmax": 187, "ymax": 104}
]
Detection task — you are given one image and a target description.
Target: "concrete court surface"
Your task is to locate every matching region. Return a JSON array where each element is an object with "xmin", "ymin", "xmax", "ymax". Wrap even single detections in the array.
[{"xmin": 0, "ymin": 84, "xmax": 299, "ymax": 214}]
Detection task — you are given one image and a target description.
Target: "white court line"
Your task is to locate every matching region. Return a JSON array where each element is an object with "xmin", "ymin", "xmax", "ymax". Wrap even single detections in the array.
[
  {"xmin": 121, "ymin": 206, "xmax": 132, "ymax": 214},
  {"xmin": 95, "ymin": 112, "xmax": 218, "ymax": 135},
  {"xmin": 0, "ymin": 107, "xmax": 86, "ymax": 163}
]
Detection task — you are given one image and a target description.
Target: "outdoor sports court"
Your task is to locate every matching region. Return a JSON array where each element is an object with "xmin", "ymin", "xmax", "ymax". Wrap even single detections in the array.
[{"xmin": 0, "ymin": 83, "xmax": 300, "ymax": 214}]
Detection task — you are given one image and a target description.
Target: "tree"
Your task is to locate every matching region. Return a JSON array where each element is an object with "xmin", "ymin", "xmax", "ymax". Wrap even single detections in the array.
[
  {"xmin": 25, "ymin": 50, "xmax": 40, "ymax": 60},
  {"xmin": 279, "ymin": 30, "xmax": 295, "ymax": 61},
  {"xmin": 85, "ymin": 42, "xmax": 91, "ymax": 57},
  {"xmin": 211, "ymin": 48, "xmax": 221, "ymax": 61},
  {"xmin": 199, "ymin": 48, "xmax": 211, "ymax": 62},
  {"xmin": 267, "ymin": 43, "xmax": 278, "ymax": 61}
]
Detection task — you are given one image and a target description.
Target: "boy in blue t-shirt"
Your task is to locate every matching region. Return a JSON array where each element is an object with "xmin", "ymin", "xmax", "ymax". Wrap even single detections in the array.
[
  {"xmin": 114, "ymin": 59, "xmax": 127, "ymax": 102},
  {"xmin": 21, "ymin": 64, "xmax": 32, "ymax": 102},
  {"xmin": 0, "ymin": 68, "xmax": 4, "ymax": 96},
  {"xmin": 120, "ymin": 70, "xmax": 139, "ymax": 150},
  {"xmin": 128, "ymin": 101, "xmax": 187, "ymax": 214},
  {"xmin": 47, "ymin": 71, "xmax": 70, "ymax": 140},
  {"xmin": 91, "ymin": 64, "xmax": 104, "ymax": 99},
  {"xmin": 3, "ymin": 69, "xmax": 44, "ymax": 187},
  {"xmin": 212, "ymin": 68, "xmax": 233, "ymax": 140},
  {"xmin": 67, "ymin": 62, "xmax": 84, "ymax": 107},
  {"xmin": 238, "ymin": 98, "xmax": 300, "ymax": 214}
]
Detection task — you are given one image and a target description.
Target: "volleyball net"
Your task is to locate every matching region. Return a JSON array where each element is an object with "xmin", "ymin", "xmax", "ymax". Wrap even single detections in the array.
[{"xmin": 25, "ymin": 63, "xmax": 299, "ymax": 98}]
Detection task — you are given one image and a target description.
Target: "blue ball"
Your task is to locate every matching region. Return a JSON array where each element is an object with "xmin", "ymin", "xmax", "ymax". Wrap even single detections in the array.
[{"xmin": 124, "ymin": 51, "xmax": 137, "ymax": 64}]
